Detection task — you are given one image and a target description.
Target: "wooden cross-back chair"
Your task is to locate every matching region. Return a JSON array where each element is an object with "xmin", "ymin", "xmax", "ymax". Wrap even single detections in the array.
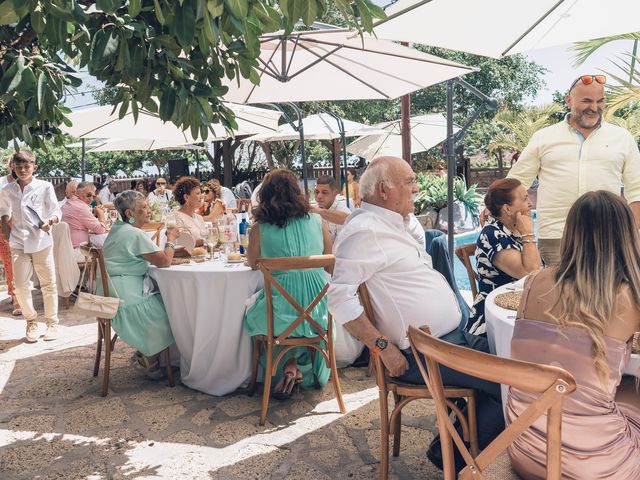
[
  {"xmin": 79, "ymin": 245, "xmax": 174, "ymax": 396},
  {"xmin": 142, "ymin": 222, "xmax": 164, "ymax": 246},
  {"xmin": 357, "ymin": 284, "xmax": 478, "ymax": 480},
  {"xmin": 455, "ymin": 243, "xmax": 479, "ymax": 299},
  {"xmin": 408, "ymin": 325, "xmax": 576, "ymax": 480},
  {"xmin": 248, "ymin": 254, "xmax": 345, "ymax": 426}
]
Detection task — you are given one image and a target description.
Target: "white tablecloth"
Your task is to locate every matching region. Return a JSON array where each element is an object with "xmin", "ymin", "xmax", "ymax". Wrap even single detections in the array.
[
  {"xmin": 486, "ymin": 280, "xmax": 640, "ymax": 405},
  {"xmin": 149, "ymin": 261, "xmax": 262, "ymax": 396}
]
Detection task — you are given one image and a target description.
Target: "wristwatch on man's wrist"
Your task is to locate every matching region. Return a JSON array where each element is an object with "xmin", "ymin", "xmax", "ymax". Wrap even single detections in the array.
[{"xmin": 371, "ymin": 335, "xmax": 389, "ymax": 354}]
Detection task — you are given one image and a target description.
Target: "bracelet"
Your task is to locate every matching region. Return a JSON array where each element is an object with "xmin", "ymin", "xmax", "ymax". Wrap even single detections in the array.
[
  {"xmin": 521, "ymin": 232, "xmax": 535, "ymax": 237},
  {"xmin": 521, "ymin": 239, "xmax": 535, "ymax": 244},
  {"xmin": 165, "ymin": 242, "xmax": 176, "ymax": 250}
]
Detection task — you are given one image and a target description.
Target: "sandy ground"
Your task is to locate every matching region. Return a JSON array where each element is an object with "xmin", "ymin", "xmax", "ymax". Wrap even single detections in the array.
[{"xmin": 0, "ymin": 290, "xmax": 518, "ymax": 480}]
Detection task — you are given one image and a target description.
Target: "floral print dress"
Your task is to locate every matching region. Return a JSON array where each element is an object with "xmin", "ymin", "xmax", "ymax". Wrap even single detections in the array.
[{"xmin": 465, "ymin": 216, "xmax": 523, "ymax": 336}]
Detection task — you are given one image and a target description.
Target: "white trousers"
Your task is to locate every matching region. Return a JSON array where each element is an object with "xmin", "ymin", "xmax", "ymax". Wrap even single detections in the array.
[
  {"xmin": 334, "ymin": 322, "xmax": 364, "ymax": 368},
  {"xmin": 12, "ymin": 246, "xmax": 59, "ymax": 325}
]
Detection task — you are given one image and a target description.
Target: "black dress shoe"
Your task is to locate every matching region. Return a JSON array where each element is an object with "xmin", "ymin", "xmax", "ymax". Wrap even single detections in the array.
[
  {"xmin": 426, "ymin": 435, "xmax": 468, "ymax": 473},
  {"xmin": 352, "ymin": 346, "xmax": 370, "ymax": 368}
]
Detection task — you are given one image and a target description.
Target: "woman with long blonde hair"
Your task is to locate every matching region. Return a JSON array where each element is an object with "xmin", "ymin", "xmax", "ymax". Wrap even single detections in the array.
[{"xmin": 507, "ymin": 190, "xmax": 640, "ymax": 479}]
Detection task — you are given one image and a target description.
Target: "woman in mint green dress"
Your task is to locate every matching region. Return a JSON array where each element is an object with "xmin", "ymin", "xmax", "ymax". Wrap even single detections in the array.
[
  {"xmin": 101, "ymin": 190, "xmax": 180, "ymax": 377},
  {"xmin": 245, "ymin": 169, "xmax": 333, "ymax": 397}
]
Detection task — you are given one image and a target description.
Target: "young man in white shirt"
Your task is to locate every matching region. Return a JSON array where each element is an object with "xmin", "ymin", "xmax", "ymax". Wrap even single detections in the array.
[
  {"xmin": 147, "ymin": 177, "xmax": 173, "ymax": 207},
  {"xmin": 97, "ymin": 180, "xmax": 116, "ymax": 207},
  {"xmin": 310, "ymin": 176, "xmax": 351, "ymax": 242},
  {"xmin": 0, "ymin": 151, "xmax": 62, "ymax": 343},
  {"xmin": 328, "ymin": 156, "xmax": 503, "ymax": 469}
]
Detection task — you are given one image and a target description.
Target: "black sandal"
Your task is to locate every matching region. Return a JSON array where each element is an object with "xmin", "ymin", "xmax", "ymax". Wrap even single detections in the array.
[{"xmin": 272, "ymin": 366, "xmax": 303, "ymax": 400}]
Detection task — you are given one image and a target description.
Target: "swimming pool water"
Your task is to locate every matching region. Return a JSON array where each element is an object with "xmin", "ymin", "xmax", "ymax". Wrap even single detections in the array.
[{"xmin": 453, "ymin": 231, "xmax": 479, "ymax": 292}]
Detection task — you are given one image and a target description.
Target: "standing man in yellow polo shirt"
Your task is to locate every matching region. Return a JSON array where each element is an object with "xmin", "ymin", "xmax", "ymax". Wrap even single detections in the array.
[{"xmin": 507, "ymin": 75, "xmax": 640, "ymax": 265}]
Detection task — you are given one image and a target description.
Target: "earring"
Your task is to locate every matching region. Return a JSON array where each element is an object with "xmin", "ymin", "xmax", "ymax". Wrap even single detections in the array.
[{"xmin": 128, "ymin": 217, "xmax": 135, "ymax": 224}]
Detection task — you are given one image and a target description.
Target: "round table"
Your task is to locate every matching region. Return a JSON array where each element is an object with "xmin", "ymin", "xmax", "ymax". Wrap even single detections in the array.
[
  {"xmin": 485, "ymin": 280, "xmax": 640, "ymax": 405},
  {"xmin": 149, "ymin": 260, "xmax": 262, "ymax": 396}
]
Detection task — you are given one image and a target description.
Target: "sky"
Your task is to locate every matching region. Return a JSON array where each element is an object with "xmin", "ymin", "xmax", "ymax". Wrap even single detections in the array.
[{"xmin": 524, "ymin": 39, "xmax": 637, "ymax": 105}]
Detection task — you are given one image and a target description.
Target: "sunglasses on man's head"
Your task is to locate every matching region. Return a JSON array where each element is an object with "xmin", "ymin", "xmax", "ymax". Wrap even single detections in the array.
[{"xmin": 569, "ymin": 74, "xmax": 606, "ymax": 91}]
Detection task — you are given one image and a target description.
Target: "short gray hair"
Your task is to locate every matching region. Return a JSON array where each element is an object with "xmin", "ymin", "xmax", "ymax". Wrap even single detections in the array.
[
  {"xmin": 359, "ymin": 157, "xmax": 393, "ymax": 200},
  {"xmin": 115, "ymin": 190, "xmax": 146, "ymax": 221},
  {"xmin": 76, "ymin": 181, "xmax": 94, "ymax": 191}
]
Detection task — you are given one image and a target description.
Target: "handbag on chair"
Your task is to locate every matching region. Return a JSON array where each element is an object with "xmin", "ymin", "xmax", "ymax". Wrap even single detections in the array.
[{"xmin": 72, "ymin": 259, "xmax": 122, "ymax": 319}]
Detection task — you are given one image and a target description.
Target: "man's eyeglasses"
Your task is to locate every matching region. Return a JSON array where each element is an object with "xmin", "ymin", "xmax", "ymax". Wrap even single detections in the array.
[
  {"xmin": 202, "ymin": 189, "xmax": 211, "ymax": 194},
  {"xmin": 569, "ymin": 74, "xmax": 606, "ymax": 91},
  {"xmin": 156, "ymin": 182, "xmax": 166, "ymax": 186}
]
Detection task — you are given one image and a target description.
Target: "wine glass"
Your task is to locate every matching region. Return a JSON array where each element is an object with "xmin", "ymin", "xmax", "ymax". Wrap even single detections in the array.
[
  {"xmin": 207, "ymin": 224, "xmax": 219, "ymax": 261},
  {"xmin": 240, "ymin": 227, "xmax": 249, "ymax": 251},
  {"xmin": 109, "ymin": 209, "xmax": 119, "ymax": 225},
  {"xmin": 201, "ymin": 224, "xmax": 210, "ymax": 259}
]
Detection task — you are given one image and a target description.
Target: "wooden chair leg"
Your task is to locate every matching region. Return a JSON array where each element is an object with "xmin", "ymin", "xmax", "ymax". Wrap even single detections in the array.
[
  {"xmin": 259, "ymin": 342, "xmax": 274, "ymax": 426},
  {"xmin": 391, "ymin": 393, "xmax": 402, "ymax": 457},
  {"xmin": 93, "ymin": 322, "xmax": 103, "ymax": 377},
  {"xmin": 310, "ymin": 347, "xmax": 320, "ymax": 389},
  {"xmin": 164, "ymin": 348, "xmax": 175, "ymax": 387},
  {"xmin": 467, "ymin": 395, "xmax": 479, "ymax": 457},
  {"xmin": 367, "ymin": 353, "xmax": 374, "ymax": 377},
  {"xmin": 379, "ymin": 387, "xmax": 390, "ymax": 480},
  {"xmin": 248, "ymin": 337, "xmax": 261, "ymax": 396},
  {"xmin": 327, "ymin": 336, "xmax": 346, "ymax": 414},
  {"xmin": 101, "ymin": 321, "xmax": 112, "ymax": 397}
]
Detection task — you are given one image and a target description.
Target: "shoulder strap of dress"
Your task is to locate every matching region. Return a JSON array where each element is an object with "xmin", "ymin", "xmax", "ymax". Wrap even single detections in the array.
[{"xmin": 518, "ymin": 269, "xmax": 543, "ymax": 320}]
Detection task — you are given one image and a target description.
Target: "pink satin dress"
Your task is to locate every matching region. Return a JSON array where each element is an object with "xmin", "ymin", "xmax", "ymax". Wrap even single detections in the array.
[{"xmin": 506, "ymin": 317, "xmax": 640, "ymax": 479}]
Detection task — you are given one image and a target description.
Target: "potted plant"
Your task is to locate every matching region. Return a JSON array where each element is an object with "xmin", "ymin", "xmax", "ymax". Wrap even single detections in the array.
[{"xmin": 414, "ymin": 173, "xmax": 482, "ymax": 232}]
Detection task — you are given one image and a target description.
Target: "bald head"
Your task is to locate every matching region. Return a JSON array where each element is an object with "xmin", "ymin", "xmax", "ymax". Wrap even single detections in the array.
[
  {"xmin": 566, "ymin": 80, "xmax": 605, "ymax": 133},
  {"xmin": 65, "ymin": 181, "xmax": 78, "ymax": 199},
  {"xmin": 360, "ymin": 156, "xmax": 418, "ymax": 217}
]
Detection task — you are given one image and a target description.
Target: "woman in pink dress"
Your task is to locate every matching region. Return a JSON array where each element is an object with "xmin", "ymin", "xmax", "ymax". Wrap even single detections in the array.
[{"xmin": 507, "ymin": 190, "xmax": 640, "ymax": 479}]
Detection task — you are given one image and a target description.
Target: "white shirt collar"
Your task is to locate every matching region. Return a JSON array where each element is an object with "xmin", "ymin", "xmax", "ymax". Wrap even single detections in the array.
[
  {"xmin": 359, "ymin": 201, "xmax": 405, "ymax": 228},
  {"xmin": 359, "ymin": 201, "xmax": 413, "ymax": 232}
]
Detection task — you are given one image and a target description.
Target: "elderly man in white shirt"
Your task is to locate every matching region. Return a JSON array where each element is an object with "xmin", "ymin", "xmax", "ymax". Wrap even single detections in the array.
[
  {"xmin": 310, "ymin": 176, "xmax": 351, "ymax": 242},
  {"xmin": 328, "ymin": 156, "xmax": 503, "ymax": 468},
  {"xmin": 58, "ymin": 180, "xmax": 77, "ymax": 208},
  {"xmin": 0, "ymin": 151, "xmax": 61, "ymax": 343}
]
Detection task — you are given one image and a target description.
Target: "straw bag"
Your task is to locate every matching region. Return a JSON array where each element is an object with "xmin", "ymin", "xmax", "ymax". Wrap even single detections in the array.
[{"xmin": 72, "ymin": 257, "xmax": 122, "ymax": 319}]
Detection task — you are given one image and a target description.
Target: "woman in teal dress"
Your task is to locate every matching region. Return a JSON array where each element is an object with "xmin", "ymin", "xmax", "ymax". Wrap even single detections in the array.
[
  {"xmin": 245, "ymin": 169, "xmax": 333, "ymax": 398},
  {"xmin": 101, "ymin": 190, "xmax": 179, "ymax": 378}
]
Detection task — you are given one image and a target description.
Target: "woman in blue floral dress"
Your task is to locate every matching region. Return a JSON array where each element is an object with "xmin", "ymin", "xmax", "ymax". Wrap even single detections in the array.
[{"xmin": 465, "ymin": 179, "xmax": 542, "ymax": 336}]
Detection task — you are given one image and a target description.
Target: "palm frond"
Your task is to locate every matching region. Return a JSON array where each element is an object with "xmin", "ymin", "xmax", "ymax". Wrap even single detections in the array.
[
  {"xmin": 609, "ymin": 114, "xmax": 640, "ymax": 138},
  {"xmin": 570, "ymin": 33, "xmax": 640, "ymax": 67},
  {"xmin": 488, "ymin": 104, "xmax": 562, "ymax": 155},
  {"xmin": 601, "ymin": 59, "xmax": 640, "ymax": 118}
]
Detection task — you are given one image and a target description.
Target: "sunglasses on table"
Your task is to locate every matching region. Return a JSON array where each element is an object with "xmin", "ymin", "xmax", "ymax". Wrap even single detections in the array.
[{"xmin": 569, "ymin": 74, "xmax": 606, "ymax": 91}]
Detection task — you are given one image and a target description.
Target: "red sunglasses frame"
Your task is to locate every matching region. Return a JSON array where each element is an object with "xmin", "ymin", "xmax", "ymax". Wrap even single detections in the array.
[{"xmin": 569, "ymin": 75, "xmax": 606, "ymax": 91}]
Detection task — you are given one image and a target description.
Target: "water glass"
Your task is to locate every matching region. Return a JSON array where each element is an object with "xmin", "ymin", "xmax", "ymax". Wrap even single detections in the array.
[{"xmin": 165, "ymin": 213, "xmax": 177, "ymax": 230}]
